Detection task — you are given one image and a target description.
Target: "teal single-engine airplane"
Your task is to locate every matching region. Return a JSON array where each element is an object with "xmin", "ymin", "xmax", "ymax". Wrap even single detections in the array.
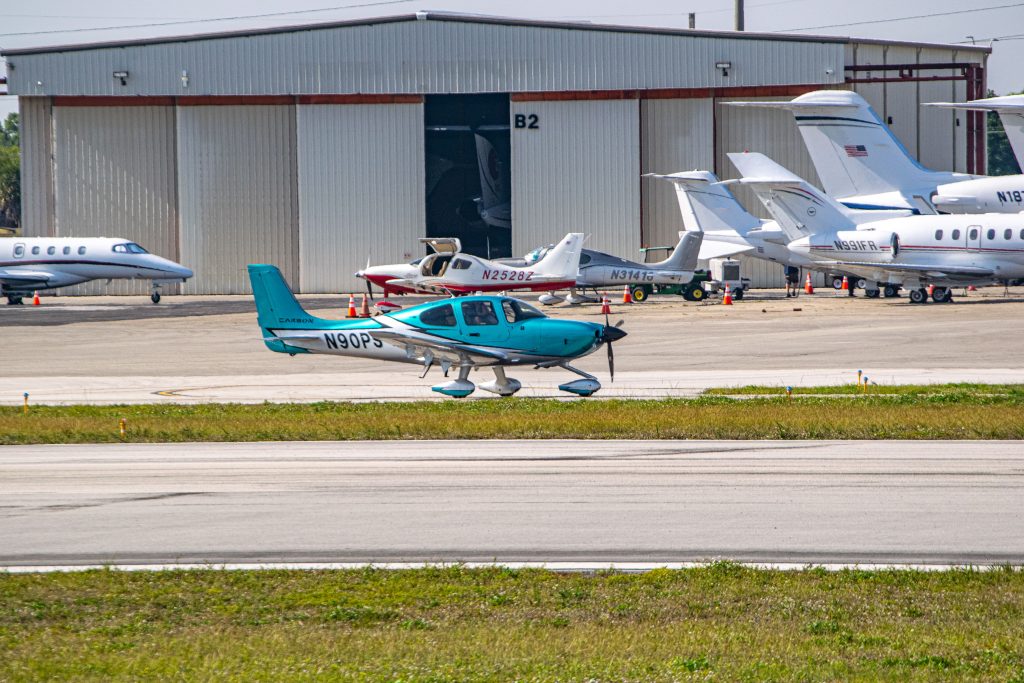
[{"xmin": 248, "ymin": 264, "xmax": 626, "ymax": 397}]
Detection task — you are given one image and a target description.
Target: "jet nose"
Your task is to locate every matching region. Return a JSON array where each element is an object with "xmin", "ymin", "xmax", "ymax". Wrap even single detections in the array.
[
  {"xmin": 602, "ymin": 325, "xmax": 627, "ymax": 343},
  {"xmin": 177, "ymin": 264, "xmax": 194, "ymax": 280}
]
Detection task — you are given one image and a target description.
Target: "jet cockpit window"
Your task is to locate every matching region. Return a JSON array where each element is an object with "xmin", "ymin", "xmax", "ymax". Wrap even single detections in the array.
[
  {"xmin": 419, "ymin": 303, "xmax": 457, "ymax": 327},
  {"xmin": 13, "ymin": 243, "xmax": 24, "ymax": 258},
  {"xmin": 934, "ymin": 229, "xmax": 942, "ymax": 240},
  {"xmin": 502, "ymin": 299, "xmax": 547, "ymax": 323},
  {"xmin": 462, "ymin": 300, "xmax": 499, "ymax": 326},
  {"xmin": 952, "ymin": 229, "xmax": 961, "ymax": 240},
  {"xmin": 451, "ymin": 258, "xmax": 471, "ymax": 270},
  {"xmin": 47, "ymin": 246, "xmax": 56, "ymax": 255},
  {"xmin": 78, "ymin": 246, "xmax": 86, "ymax": 255},
  {"xmin": 112, "ymin": 244, "xmax": 129, "ymax": 253},
  {"xmin": 580, "ymin": 253, "xmax": 592, "ymax": 265},
  {"xmin": 63, "ymin": 246, "xmax": 71, "ymax": 255},
  {"xmin": 127, "ymin": 243, "xmax": 148, "ymax": 254}
]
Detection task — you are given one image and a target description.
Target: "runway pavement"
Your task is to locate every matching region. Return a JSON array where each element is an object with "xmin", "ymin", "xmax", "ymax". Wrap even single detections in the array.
[{"xmin": 2, "ymin": 440, "xmax": 1022, "ymax": 568}]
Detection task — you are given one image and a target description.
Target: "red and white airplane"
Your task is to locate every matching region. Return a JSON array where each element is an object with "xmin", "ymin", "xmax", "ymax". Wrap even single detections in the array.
[{"xmin": 356, "ymin": 233, "xmax": 583, "ymax": 295}]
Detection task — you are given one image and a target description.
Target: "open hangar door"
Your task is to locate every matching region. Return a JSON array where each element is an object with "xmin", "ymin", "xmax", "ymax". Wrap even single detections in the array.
[
  {"xmin": 510, "ymin": 98, "xmax": 640, "ymax": 259},
  {"xmin": 424, "ymin": 94, "xmax": 511, "ymax": 259}
]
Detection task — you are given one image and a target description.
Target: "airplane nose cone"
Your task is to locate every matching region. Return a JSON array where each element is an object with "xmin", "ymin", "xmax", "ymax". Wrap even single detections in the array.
[
  {"xmin": 176, "ymin": 265, "xmax": 194, "ymax": 279},
  {"xmin": 355, "ymin": 270, "xmax": 365, "ymax": 279},
  {"xmin": 603, "ymin": 326, "xmax": 627, "ymax": 343}
]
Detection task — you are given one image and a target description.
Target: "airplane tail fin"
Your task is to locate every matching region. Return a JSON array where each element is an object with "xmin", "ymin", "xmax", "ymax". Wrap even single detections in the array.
[
  {"xmin": 649, "ymin": 171, "xmax": 762, "ymax": 235},
  {"xmin": 728, "ymin": 152, "xmax": 855, "ymax": 240},
  {"xmin": 927, "ymin": 96, "xmax": 1024, "ymax": 166},
  {"xmin": 247, "ymin": 265, "xmax": 328, "ymax": 344},
  {"xmin": 532, "ymin": 232, "xmax": 585, "ymax": 278},
  {"xmin": 474, "ymin": 133, "xmax": 511, "ymax": 215},
  {"xmin": 725, "ymin": 90, "xmax": 960, "ymax": 199},
  {"xmin": 653, "ymin": 231, "xmax": 703, "ymax": 271}
]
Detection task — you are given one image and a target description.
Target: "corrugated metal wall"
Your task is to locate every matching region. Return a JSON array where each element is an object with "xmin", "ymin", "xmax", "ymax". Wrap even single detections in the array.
[
  {"xmin": 51, "ymin": 106, "xmax": 179, "ymax": 295},
  {"xmin": 510, "ymin": 99, "xmax": 640, "ymax": 258},
  {"xmin": 6, "ymin": 19, "xmax": 847, "ymax": 97},
  {"xmin": 296, "ymin": 102, "xmax": 425, "ymax": 293},
  {"xmin": 19, "ymin": 97, "xmax": 54, "ymax": 238},
  {"xmin": 177, "ymin": 105, "xmax": 299, "ymax": 294},
  {"xmin": 640, "ymin": 98, "xmax": 714, "ymax": 253},
  {"xmin": 917, "ymin": 48, "xmax": 959, "ymax": 173}
]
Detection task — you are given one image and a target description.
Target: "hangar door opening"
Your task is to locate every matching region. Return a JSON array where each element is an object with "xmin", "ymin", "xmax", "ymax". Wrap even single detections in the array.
[{"xmin": 424, "ymin": 94, "xmax": 511, "ymax": 259}]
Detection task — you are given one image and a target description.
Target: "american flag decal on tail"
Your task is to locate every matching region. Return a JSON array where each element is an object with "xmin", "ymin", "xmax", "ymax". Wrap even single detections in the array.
[{"xmin": 844, "ymin": 144, "xmax": 868, "ymax": 157}]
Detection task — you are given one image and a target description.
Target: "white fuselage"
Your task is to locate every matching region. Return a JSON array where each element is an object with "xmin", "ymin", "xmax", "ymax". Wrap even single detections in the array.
[
  {"xmin": 0, "ymin": 237, "xmax": 193, "ymax": 293},
  {"xmin": 932, "ymin": 176, "xmax": 1024, "ymax": 214},
  {"xmin": 792, "ymin": 214, "xmax": 1024, "ymax": 284}
]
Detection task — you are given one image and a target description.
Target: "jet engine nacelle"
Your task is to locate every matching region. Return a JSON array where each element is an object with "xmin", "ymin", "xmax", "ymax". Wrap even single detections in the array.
[{"xmin": 791, "ymin": 230, "xmax": 901, "ymax": 262}]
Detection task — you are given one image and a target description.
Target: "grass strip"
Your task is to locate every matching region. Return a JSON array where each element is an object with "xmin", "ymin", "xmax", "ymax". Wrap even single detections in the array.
[
  {"xmin": 3, "ymin": 391, "xmax": 1024, "ymax": 444},
  {"xmin": 704, "ymin": 383, "xmax": 1024, "ymax": 396},
  {"xmin": 1, "ymin": 565, "xmax": 1022, "ymax": 681}
]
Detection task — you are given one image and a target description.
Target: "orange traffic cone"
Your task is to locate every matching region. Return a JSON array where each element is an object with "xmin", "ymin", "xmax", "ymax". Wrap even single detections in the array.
[
  {"xmin": 967, "ymin": 285, "xmax": 977, "ymax": 292},
  {"xmin": 927, "ymin": 284, "xmax": 935, "ymax": 299},
  {"xmin": 346, "ymin": 293, "xmax": 357, "ymax": 318},
  {"xmin": 359, "ymin": 294, "xmax": 371, "ymax": 318},
  {"xmin": 32, "ymin": 291, "xmax": 40, "ymax": 306},
  {"xmin": 722, "ymin": 284, "xmax": 733, "ymax": 305},
  {"xmin": 804, "ymin": 272, "xmax": 814, "ymax": 295},
  {"xmin": 622, "ymin": 285, "xmax": 633, "ymax": 304},
  {"xmin": 841, "ymin": 275, "xmax": 849, "ymax": 291},
  {"xmin": 600, "ymin": 296, "xmax": 611, "ymax": 315}
]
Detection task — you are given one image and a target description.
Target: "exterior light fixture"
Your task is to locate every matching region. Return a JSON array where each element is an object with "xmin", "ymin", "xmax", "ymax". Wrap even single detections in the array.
[
  {"xmin": 113, "ymin": 70, "xmax": 129, "ymax": 86},
  {"xmin": 715, "ymin": 61, "xmax": 732, "ymax": 77}
]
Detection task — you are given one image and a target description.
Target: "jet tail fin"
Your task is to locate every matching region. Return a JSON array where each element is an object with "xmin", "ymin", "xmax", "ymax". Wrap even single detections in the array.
[
  {"xmin": 927, "ymin": 96, "xmax": 1024, "ymax": 166},
  {"xmin": 532, "ymin": 232, "xmax": 584, "ymax": 278},
  {"xmin": 648, "ymin": 171, "xmax": 762, "ymax": 235},
  {"xmin": 247, "ymin": 265, "xmax": 329, "ymax": 349},
  {"xmin": 726, "ymin": 90, "xmax": 964, "ymax": 199},
  {"xmin": 728, "ymin": 152, "xmax": 855, "ymax": 240}
]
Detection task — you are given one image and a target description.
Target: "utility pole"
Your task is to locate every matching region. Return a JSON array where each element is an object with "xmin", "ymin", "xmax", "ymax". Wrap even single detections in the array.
[
  {"xmin": 735, "ymin": 0, "xmax": 744, "ymax": 31},
  {"xmin": 688, "ymin": 12, "xmax": 695, "ymax": 29}
]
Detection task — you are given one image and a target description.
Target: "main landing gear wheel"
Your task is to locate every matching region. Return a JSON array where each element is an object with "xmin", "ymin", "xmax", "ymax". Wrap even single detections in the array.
[
  {"xmin": 831, "ymin": 276, "xmax": 844, "ymax": 290},
  {"xmin": 865, "ymin": 289, "xmax": 880, "ymax": 299},
  {"xmin": 883, "ymin": 284, "xmax": 899, "ymax": 298},
  {"xmin": 6, "ymin": 295, "xmax": 24, "ymax": 305},
  {"xmin": 630, "ymin": 286, "xmax": 648, "ymax": 303},
  {"xmin": 150, "ymin": 291, "xmax": 162, "ymax": 304},
  {"xmin": 932, "ymin": 287, "xmax": 953, "ymax": 303},
  {"xmin": 909, "ymin": 288, "xmax": 929, "ymax": 304}
]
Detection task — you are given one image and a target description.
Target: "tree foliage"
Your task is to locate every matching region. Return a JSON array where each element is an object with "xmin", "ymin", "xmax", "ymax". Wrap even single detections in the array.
[
  {"xmin": 0, "ymin": 113, "xmax": 19, "ymax": 229},
  {"xmin": 987, "ymin": 89, "xmax": 1022, "ymax": 176}
]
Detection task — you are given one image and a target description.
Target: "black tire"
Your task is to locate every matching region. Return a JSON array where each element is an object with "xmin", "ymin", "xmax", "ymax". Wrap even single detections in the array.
[
  {"xmin": 883, "ymin": 284, "xmax": 899, "ymax": 298},
  {"xmin": 7, "ymin": 296, "xmax": 23, "ymax": 305},
  {"xmin": 630, "ymin": 286, "xmax": 648, "ymax": 303},
  {"xmin": 856, "ymin": 278, "xmax": 867, "ymax": 290},
  {"xmin": 865, "ymin": 289, "xmax": 880, "ymax": 299},
  {"xmin": 151, "ymin": 291, "xmax": 161, "ymax": 304},
  {"xmin": 690, "ymin": 287, "xmax": 706, "ymax": 302},
  {"xmin": 732, "ymin": 288, "xmax": 744, "ymax": 301},
  {"xmin": 933, "ymin": 287, "xmax": 953, "ymax": 303},
  {"xmin": 831, "ymin": 276, "xmax": 844, "ymax": 290},
  {"xmin": 909, "ymin": 288, "xmax": 928, "ymax": 304}
]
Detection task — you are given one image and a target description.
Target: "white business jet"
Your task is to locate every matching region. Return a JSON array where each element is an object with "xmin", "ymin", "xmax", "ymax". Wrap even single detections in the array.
[
  {"xmin": 727, "ymin": 153, "xmax": 1024, "ymax": 303},
  {"xmin": 724, "ymin": 90, "xmax": 1024, "ymax": 215},
  {"xmin": 1, "ymin": 237, "xmax": 193, "ymax": 304}
]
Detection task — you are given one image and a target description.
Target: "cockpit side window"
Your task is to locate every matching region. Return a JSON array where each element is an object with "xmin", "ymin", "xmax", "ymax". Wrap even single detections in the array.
[
  {"xmin": 127, "ymin": 243, "xmax": 148, "ymax": 254},
  {"xmin": 112, "ymin": 244, "xmax": 129, "ymax": 253},
  {"xmin": 419, "ymin": 303, "xmax": 457, "ymax": 327},
  {"xmin": 461, "ymin": 300, "xmax": 499, "ymax": 326},
  {"xmin": 579, "ymin": 253, "xmax": 592, "ymax": 265},
  {"xmin": 451, "ymin": 258, "xmax": 471, "ymax": 270}
]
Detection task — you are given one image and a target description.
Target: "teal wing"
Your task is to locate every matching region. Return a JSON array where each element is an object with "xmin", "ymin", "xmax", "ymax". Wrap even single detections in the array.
[{"xmin": 371, "ymin": 329, "xmax": 509, "ymax": 366}]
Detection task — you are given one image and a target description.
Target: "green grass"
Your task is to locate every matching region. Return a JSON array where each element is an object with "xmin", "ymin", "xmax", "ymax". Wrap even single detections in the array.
[
  {"xmin": 1, "ymin": 566, "xmax": 1022, "ymax": 681},
  {"xmin": 4, "ymin": 390, "xmax": 1024, "ymax": 443},
  {"xmin": 704, "ymin": 383, "xmax": 1024, "ymax": 396}
]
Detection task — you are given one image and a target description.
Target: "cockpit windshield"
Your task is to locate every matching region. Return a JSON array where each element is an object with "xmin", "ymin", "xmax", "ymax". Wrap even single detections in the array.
[
  {"xmin": 113, "ymin": 242, "xmax": 149, "ymax": 254},
  {"xmin": 501, "ymin": 299, "xmax": 546, "ymax": 323}
]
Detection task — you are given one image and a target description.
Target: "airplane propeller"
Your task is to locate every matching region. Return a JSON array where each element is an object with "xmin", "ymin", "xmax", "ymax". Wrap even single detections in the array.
[{"xmin": 601, "ymin": 313, "xmax": 627, "ymax": 382}]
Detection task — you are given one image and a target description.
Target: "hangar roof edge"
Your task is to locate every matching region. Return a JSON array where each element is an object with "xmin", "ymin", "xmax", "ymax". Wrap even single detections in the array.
[{"xmin": 0, "ymin": 10, "xmax": 990, "ymax": 57}]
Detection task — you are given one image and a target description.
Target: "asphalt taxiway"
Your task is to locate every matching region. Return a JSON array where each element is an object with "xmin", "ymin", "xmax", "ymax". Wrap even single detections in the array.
[{"xmin": 2, "ymin": 440, "xmax": 1021, "ymax": 568}]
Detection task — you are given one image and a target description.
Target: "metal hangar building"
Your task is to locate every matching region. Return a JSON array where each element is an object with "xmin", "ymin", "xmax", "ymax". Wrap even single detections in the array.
[{"xmin": 3, "ymin": 12, "xmax": 989, "ymax": 294}]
